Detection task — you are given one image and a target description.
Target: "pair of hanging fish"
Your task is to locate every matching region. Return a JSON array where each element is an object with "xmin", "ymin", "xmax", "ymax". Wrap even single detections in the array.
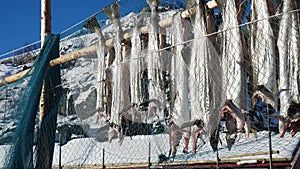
[
  {"xmin": 269, "ymin": 102, "xmax": 300, "ymax": 138},
  {"xmin": 252, "ymin": 85, "xmax": 300, "ymax": 138},
  {"xmin": 176, "ymin": 99, "xmax": 251, "ymax": 154}
]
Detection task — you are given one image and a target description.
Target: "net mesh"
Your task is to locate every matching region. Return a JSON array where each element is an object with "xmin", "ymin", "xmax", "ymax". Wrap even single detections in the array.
[
  {"xmin": 2, "ymin": 34, "xmax": 61, "ymax": 169},
  {"xmin": 0, "ymin": 0, "xmax": 300, "ymax": 168}
]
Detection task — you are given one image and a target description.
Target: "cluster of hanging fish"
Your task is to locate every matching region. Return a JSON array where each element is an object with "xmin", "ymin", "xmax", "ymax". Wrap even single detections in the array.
[
  {"xmin": 170, "ymin": 0, "xmax": 299, "ymax": 155},
  {"xmin": 84, "ymin": 0, "xmax": 299, "ymax": 155}
]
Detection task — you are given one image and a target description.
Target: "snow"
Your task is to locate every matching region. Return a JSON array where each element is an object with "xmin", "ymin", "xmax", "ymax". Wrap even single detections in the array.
[
  {"xmin": 57, "ymin": 131, "xmax": 299, "ymax": 166},
  {"xmin": 0, "ymin": 131, "xmax": 297, "ymax": 167},
  {"xmin": 0, "ymin": 64, "xmax": 24, "ymax": 79},
  {"xmin": 52, "ymin": 135, "xmax": 169, "ymax": 166}
]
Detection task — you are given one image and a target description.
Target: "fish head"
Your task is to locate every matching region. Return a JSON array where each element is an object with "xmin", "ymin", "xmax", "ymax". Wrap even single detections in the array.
[
  {"xmin": 251, "ymin": 94, "xmax": 260, "ymax": 109},
  {"xmin": 221, "ymin": 106, "xmax": 231, "ymax": 118},
  {"xmin": 279, "ymin": 121, "xmax": 289, "ymax": 138},
  {"xmin": 225, "ymin": 99, "xmax": 233, "ymax": 106},
  {"xmin": 209, "ymin": 128, "xmax": 219, "ymax": 152},
  {"xmin": 108, "ymin": 127, "xmax": 117, "ymax": 142},
  {"xmin": 290, "ymin": 120, "xmax": 300, "ymax": 137},
  {"xmin": 287, "ymin": 101, "xmax": 300, "ymax": 119},
  {"xmin": 194, "ymin": 119, "xmax": 204, "ymax": 129},
  {"xmin": 226, "ymin": 132, "xmax": 237, "ymax": 151}
]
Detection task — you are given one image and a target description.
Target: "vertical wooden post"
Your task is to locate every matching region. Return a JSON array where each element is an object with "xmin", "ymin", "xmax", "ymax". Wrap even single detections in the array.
[
  {"xmin": 59, "ymin": 133, "xmax": 62, "ymax": 169},
  {"xmin": 267, "ymin": 105, "xmax": 273, "ymax": 169},
  {"xmin": 102, "ymin": 148, "xmax": 105, "ymax": 169},
  {"xmin": 40, "ymin": 0, "xmax": 52, "ymax": 121},
  {"xmin": 41, "ymin": 0, "xmax": 52, "ymax": 45},
  {"xmin": 40, "ymin": 0, "xmax": 51, "ymax": 123},
  {"xmin": 35, "ymin": 34, "xmax": 61, "ymax": 169},
  {"xmin": 148, "ymin": 141, "xmax": 151, "ymax": 168},
  {"xmin": 37, "ymin": 1, "xmax": 54, "ymax": 169}
]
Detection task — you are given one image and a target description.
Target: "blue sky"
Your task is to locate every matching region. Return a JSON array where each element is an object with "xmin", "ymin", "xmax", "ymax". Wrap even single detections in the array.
[
  {"xmin": 0, "ymin": 0, "xmax": 116, "ymax": 55},
  {"xmin": 0, "ymin": 0, "xmax": 223, "ymax": 57}
]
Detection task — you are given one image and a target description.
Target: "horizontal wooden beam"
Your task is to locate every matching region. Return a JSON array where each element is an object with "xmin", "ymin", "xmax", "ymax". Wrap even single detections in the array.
[
  {"xmin": 49, "ymin": 44, "xmax": 97, "ymax": 67},
  {"xmin": 220, "ymin": 150, "xmax": 280, "ymax": 159},
  {"xmin": 0, "ymin": 69, "xmax": 31, "ymax": 86}
]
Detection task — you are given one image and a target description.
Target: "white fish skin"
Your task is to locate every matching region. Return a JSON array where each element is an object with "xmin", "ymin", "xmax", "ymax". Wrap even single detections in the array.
[
  {"xmin": 289, "ymin": 8, "xmax": 300, "ymax": 103},
  {"xmin": 277, "ymin": 0, "xmax": 300, "ymax": 136},
  {"xmin": 169, "ymin": 13, "xmax": 191, "ymax": 155},
  {"xmin": 107, "ymin": 5, "xmax": 130, "ymax": 129},
  {"xmin": 188, "ymin": 4, "xmax": 222, "ymax": 152},
  {"xmin": 221, "ymin": 0, "xmax": 247, "ymax": 110},
  {"xmin": 171, "ymin": 13, "xmax": 190, "ymax": 128},
  {"xmin": 110, "ymin": 28, "xmax": 123, "ymax": 126},
  {"xmin": 189, "ymin": 2, "xmax": 209, "ymax": 125},
  {"xmin": 188, "ymin": 4, "xmax": 210, "ymax": 154},
  {"xmin": 130, "ymin": 15, "xmax": 144, "ymax": 106},
  {"xmin": 95, "ymin": 29, "xmax": 107, "ymax": 114},
  {"xmin": 146, "ymin": 0, "xmax": 164, "ymax": 121},
  {"xmin": 84, "ymin": 17, "xmax": 107, "ymax": 115},
  {"xmin": 251, "ymin": 0, "xmax": 277, "ymax": 93}
]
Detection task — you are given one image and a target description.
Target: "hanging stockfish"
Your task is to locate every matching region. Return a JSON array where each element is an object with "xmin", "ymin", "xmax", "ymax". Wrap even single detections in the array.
[
  {"xmin": 169, "ymin": 12, "xmax": 191, "ymax": 155},
  {"xmin": 102, "ymin": 2, "xmax": 130, "ymax": 131},
  {"xmin": 171, "ymin": 13, "xmax": 191, "ymax": 126},
  {"xmin": 277, "ymin": 0, "xmax": 300, "ymax": 136},
  {"xmin": 188, "ymin": 1, "xmax": 214, "ymax": 153},
  {"xmin": 159, "ymin": 24, "xmax": 171, "ymax": 118},
  {"xmin": 83, "ymin": 17, "xmax": 107, "ymax": 115},
  {"xmin": 145, "ymin": 0, "xmax": 164, "ymax": 122},
  {"xmin": 188, "ymin": 1, "xmax": 223, "ymax": 152},
  {"xmin": 250, "ymin": 0, "xmax": 277, "ymax": 106},
  {"xmin": 130, "ymin": 16, "xmax": 143, "ymax": 105},
  {"xmin": 221, "ymin": 0, "xmax": 247, "ymax": 110},
  {"xmin": 189, "ymin": 1, "xmax": 209, "ymax": 129},
  {"xmin": 219, "ymin": 0, "xmax": 249, "ymax": 149},
  {"xmin": 129, "ymin": 14, "xmax": 144, "ymax": 118},
  {"xmin": 289, "ymin": 7, "xmax": 300, "ymax": 103},
  {"xmin": 206, "ymin": 13, "xmax": 223, "ymax": 152}
]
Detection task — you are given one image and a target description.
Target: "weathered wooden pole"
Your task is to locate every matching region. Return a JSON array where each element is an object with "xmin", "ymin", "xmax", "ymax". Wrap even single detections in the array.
[
  {"xmin": 36, "ymin": 34, "xmax": 61, "ymax": 169},
  {"xmin": 36, "ymin": 0, "xmax": 59, "ymax": 169},
  {"xmin": 39, "ymin": 0, "xmax": 51, "ymax": 125},
  {"xmin": 41, "ymin": 0, "xmax": 52, "ymax": 45}
]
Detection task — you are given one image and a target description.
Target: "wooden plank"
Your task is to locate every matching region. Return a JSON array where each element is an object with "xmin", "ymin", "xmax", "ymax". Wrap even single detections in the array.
[
  {"xmin": 49, "ymin": 44, "xmax": 97, "ymax": 66},
  {"xmin": 291, "ymin": 146, "xmax": 300, "ymax": 169},
  {"xmin": 0, "ymin": 69, "xmax": 31, "ymax": 85},
  {"xmin": 220, "ymin": 150, "xmax": 280, "ymax": 159},
  {"xmin": 52, "ymin": 156, "xmax": 292, "ymax": 169}
]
